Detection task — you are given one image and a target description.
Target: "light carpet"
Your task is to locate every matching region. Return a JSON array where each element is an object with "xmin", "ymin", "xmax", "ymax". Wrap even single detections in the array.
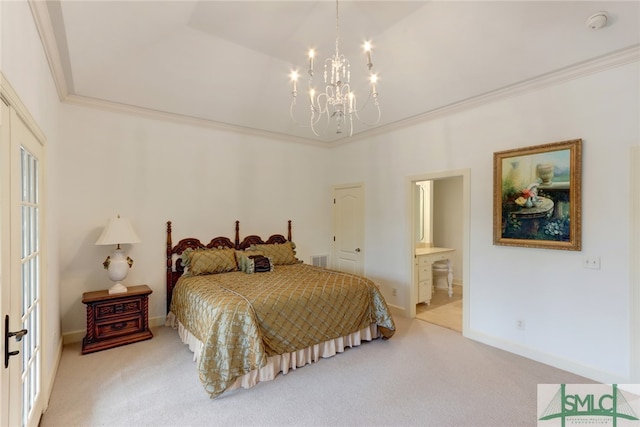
[{"xmin": 41, "ymin": 316, "xmax": 593, "ymax": 427}]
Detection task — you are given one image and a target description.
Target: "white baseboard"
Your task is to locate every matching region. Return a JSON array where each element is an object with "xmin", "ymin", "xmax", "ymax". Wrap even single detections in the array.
[
  {"xmin": 150, "ymin": 315, "xmax": 167, "ymax": 328},
  {"xmin": 62, "ymin": 329, "xmax": 84, "ymax": 345},
  {"xmin": 388, "ymin": 304, "xmax": 406, "ymax": 318},
  {"xmin": 464, "ymin": 328, "xmax": 629, "ymax": 384}
]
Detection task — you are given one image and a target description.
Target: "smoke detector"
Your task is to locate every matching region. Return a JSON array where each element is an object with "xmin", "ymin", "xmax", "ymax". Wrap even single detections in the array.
[{"xmin": 585, "ymin": 12, "xmax": 608, "ymax": 30}]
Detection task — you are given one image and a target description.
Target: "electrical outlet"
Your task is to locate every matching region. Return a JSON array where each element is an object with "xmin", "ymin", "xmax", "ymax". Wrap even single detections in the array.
[
  {"xmin": 392, "ymin": 288, "xmax": 397, "ymax": 296},
  {"xmin": 583, "ymin": 256, "xmax": 601, "ymax": 270},
  {"xmin": 516, "ymin": 320, "xmax": 525, "ymax": 331}
]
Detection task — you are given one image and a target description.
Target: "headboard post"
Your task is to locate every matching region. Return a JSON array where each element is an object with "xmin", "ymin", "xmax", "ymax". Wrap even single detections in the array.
[
  {"xmin": 287, "ymin": 220, "xmax": 292, "ymax": 241},
  {"xmin": 166, "ymin": 221, "xmax": 173, "ymax": 312},
  {"xmin": 235, "ymin": 220, "xmax": 240, "ymax": 249}
]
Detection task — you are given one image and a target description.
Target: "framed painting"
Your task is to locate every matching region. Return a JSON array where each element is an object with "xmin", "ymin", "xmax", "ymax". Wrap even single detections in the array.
[{"xmin": 493, "ymin": 139, "xmax": 582, "ymax": 250}]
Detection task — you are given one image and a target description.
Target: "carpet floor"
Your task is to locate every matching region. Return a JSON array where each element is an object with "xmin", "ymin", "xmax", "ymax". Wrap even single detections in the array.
[{"xmin": 41, "ymin": 315, "xmax": 593, "ymax": 427}]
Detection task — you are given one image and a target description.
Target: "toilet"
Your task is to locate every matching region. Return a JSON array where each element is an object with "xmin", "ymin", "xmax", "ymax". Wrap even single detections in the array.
[{"xmin": 432, "ymin": 260, "xmax": 450, "ymax": 290}]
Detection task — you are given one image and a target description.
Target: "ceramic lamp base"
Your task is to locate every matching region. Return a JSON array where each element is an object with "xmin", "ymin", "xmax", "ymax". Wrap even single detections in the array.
[
  {"xmin": 108, "ymin": 283, "xmax": 128, "ymax": 294},
  {"xmin": 105, "ymin": 248, "xmax": 132, "ymax": 294}
]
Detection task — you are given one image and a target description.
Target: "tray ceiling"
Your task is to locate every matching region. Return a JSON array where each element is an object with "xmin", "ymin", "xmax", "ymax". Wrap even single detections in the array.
[{"xmin": 38, "ymin": 1, "xmax": 640, "ymax": 144}]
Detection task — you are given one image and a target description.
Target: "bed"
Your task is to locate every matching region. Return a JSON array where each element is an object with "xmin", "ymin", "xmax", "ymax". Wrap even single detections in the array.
[{"xmin": 164, "ymin": 220, "xmax": 396, "ymax": 398}]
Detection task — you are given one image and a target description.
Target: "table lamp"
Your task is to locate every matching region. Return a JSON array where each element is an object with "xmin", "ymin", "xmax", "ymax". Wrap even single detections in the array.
[{"xmin": 95, "ymin": 215, "xmax": 141, "ymax": 294}]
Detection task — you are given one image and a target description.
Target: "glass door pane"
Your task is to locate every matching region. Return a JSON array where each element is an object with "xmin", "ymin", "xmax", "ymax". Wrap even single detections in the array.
[{"xmin": 20, "ymin": 147, "xmax": 40, "ymax": 426}]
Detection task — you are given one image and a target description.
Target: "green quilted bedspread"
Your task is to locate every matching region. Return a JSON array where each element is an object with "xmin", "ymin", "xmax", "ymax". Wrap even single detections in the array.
[{"xmin": 169, "ymin": 263, "xmax": 395, "ymax": 397}]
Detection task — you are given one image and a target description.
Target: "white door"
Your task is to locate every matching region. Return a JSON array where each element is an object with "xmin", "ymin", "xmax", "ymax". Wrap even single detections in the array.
[
  {"xmin": 332, "ymin": 184, "xmax": 364, "ymax": 275},
  {"xmin": 1, "ymin": 103, "xmax": 45, "ymax": 427},
  {"xmin": 0, "ymin": 93, "xmax": 10, "ymax": 427}
]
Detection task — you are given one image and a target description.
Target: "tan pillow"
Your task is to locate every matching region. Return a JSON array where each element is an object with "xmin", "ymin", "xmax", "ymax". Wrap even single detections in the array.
[
  {"xmin": 187, "ymin": 248, "xmax": 237, "ymax": 276},
  {"xmin": 252, "ymin": 241, "xmax": 299, "ymax": 265}
]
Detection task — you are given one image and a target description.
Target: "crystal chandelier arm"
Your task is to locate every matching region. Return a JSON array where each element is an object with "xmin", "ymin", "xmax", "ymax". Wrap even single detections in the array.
[
  {"xmin": 313, "ymin": 92, "xmax": 329, "ymax": 115},
  {"xmin": 289, "ymin": 0, "xmax": 381, "ymax": 137},
  {"xmin": 315, "ymin": 91, "xmax": 330, "ymax": 115},
  {"xmin": 310, "ymin": 105, "xmax": 321, "ymax": 137},
  {"xmin": 310, "ymin": 92, "xmax": 328, "ymax": 136}
]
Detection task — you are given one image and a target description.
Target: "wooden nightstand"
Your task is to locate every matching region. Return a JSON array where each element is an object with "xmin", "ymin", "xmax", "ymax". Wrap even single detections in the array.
[{"xmin": 82, "ymin": 285, "xmax": 153, "ymax": 354}]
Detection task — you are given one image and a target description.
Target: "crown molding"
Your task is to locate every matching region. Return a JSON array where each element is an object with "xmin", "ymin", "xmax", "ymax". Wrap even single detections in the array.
[
  {"xmin": 334, "ymin": 44, "xmax": 640, "ymax": 147},
  {"xmin": 67, "ymin": 40, "xmax": 638, "ymax": 149},
  {"xmin": 63, "ymin": 94, "xmax": 330, "ymax": 148},
  {"xmin": 31, "ymin": 0, "xmax": 638, "ymax": 149},
  {"xmin": 28, "ymin": 0, "xmax": 69, "ymax": 102}
]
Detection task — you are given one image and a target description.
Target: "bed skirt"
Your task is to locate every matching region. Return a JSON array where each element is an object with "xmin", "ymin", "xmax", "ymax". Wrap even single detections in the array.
[{"xmin": 166, "ymin": 312, "xmax": 380, "ymax": 393}]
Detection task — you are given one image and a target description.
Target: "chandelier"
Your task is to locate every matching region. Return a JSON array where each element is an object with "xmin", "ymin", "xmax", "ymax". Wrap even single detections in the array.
[{"xmin": 289, "ymin": 0, "xmax": 381, "ymax": 137}]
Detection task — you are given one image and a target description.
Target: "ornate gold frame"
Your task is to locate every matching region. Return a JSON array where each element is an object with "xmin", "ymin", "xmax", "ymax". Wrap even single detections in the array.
[{"xmin": 493, "ymin": 139, "xmax": 582, "ymax": 250}]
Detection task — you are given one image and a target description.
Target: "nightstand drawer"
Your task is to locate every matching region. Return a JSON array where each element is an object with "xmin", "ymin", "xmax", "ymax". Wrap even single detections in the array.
[
  {"xmin": 95, "ymin": 299, "xmax": 142, "ymax": 320},
  {"xmin": 82, "ymin": 285, "xmax": 153, "ymax": 354},
  {"xmin": 95, "ymin": 316, "xmax": 143, "ymax": 340}
]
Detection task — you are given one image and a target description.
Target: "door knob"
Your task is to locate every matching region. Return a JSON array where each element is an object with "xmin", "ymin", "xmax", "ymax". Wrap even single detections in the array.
[{"xmin": 355, "ymin": 248, "xmax": 361, "ymax": 252}]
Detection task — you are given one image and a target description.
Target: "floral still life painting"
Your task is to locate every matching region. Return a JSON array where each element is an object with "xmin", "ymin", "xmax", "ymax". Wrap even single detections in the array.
[{"xmin": 493, "ymin": 139, "xmax": 582, "ymax": 250}]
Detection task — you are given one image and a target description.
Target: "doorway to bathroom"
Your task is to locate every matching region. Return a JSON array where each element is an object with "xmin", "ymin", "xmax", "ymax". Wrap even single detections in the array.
[{"xmin": 409, "ymin": 169, "xmax": 470, "ymax": 334}]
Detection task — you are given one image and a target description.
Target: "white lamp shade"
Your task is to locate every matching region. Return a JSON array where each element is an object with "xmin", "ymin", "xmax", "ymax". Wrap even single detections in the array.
[{"xmin": 95, "ymin": 216, "xmax": 141, "ymax": 246}]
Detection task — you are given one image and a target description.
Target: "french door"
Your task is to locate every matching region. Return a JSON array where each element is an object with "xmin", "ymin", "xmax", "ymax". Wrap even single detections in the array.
[{"xmin": 0, "ymin": 99, "xmax": 45, "ymax": 427}]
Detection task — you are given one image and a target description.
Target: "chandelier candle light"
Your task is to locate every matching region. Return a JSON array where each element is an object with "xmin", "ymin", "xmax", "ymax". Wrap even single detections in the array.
[
  {"xmin": 290, "ymin": 0, "xmax": 381, "ymax": 137},
  {"xmin": 95, "ymin": 214, "xmax": 141, "ymax": 294}
]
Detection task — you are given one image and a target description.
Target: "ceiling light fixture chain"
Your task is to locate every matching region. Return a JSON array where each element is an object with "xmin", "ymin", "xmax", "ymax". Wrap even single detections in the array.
[{"xmin": 289, "ymin": 0, "xmax": 381, "ymax": 137}]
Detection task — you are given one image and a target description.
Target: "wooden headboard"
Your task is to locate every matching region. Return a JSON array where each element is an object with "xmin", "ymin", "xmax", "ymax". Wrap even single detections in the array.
[{"xmin": 165, "ymin": 220, "xmax": 292, "ymax": 313}]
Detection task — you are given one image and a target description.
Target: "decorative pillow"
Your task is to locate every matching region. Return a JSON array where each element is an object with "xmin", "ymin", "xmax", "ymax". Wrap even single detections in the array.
[
  {"xmin": 235, "ymin": 249, "xmax": 264, "ymax": 272},
  {"xmin": 251, "ymin": 241, "xmax": 299, "ymax": 265},
  {"xmin": 243, "ymin": 255, "xmax": 274, "ymax": 274},
  {"xmin": 180, "ymin": 250, "xmax": 195, "ymax": 277},
  {"xmin": 184, "ymin": 248, "xmax": 238, "ymax": 276}
]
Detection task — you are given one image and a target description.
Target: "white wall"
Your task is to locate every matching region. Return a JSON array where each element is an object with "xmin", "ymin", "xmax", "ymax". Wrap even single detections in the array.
[
  {"xmin": 1, "ymin": 0, "xmax": 63, "ymax": 406},
  {"xmin": 57, "ymin": 105, "xmax": 332, "ymax": 334},
  {"xmin": 329, "ymin": 62, "xmax": 640, "ymax": 382}
]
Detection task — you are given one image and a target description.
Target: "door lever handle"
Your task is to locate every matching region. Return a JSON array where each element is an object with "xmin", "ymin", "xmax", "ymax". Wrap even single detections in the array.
[
  {"xmin": 9, "ymin": 329, "xmax": 28, "ymax": 342},
  {"xmin": 5, "ymin": 315, "xmax": 28, "ymax": 368}
]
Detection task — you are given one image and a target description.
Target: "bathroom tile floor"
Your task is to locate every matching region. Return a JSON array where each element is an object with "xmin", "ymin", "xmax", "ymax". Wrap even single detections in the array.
[{"xmin": 415, "ymin": 285, "xmax": 462, "ymax": 332}]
